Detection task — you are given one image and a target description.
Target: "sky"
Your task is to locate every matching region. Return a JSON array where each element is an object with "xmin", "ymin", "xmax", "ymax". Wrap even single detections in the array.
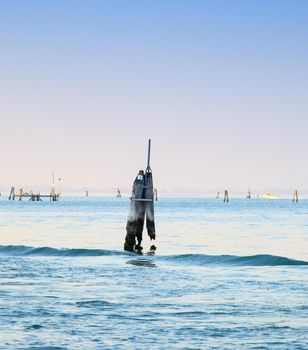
[{"xmin": 0, "ymin": 0, "xmax": 307, "ymax": 195}]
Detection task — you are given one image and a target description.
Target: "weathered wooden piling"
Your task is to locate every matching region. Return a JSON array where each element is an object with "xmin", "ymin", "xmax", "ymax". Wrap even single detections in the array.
[
  {"xmin": 18, "ymin": 188, "xmax": 23, "ymax": 201},
  {"xmin": 30, "ymin": 192, "xmax": 43, "ymax": 201},
  {"xmin": 144, "ymin": 140, "xmax": 155, "ymax": 242},
  {"xmin": 125, "ymin": 170, "xmax": 146, "ymax": 252},
  {"xmin": 124, "ymin": 139, "xmax": 156, "ymax": 252},
  {"xmin": 223, "ymin": 190, "xmax": 229, "ymax": 202},
  {"xmin": 292, "ymin": 190, "xmax": 299, "ymax": 203},
  {"xmin": 9, "ymin": 186, "xmax": 15, "ymax": 200},
  {"xmin": 50, "ymin": 193, "xmax": 58, "ymax": 201},
  {"xmin": 247, "ymin": 189, "xmax": 251, "ymax": 199}
]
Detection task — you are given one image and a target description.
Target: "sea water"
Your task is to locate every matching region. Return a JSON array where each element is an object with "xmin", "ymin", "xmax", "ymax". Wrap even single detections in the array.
[{"xmin": 0, "ymin": 197, "xmax": 307, "ymax": 349}]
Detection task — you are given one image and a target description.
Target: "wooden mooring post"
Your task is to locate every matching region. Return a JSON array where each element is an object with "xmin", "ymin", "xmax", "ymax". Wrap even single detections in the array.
[
  {"xmin": 292, "ymin": 190, "xmax": 299, "ymax": 203},
  {"xmin": 30, "ymin": 191, "xmax": 42, "ymax": 201},
  {"xmin": 223, "ymin": 190, "xmax": 229, "ymax": 202},
  {"xmin": 9, "ymin": 186, "xmax": 15, "ymax": 200},
  {"xmin": 49, "ymin": 193, "xmax": 59, "ymax": 201},
  {"xmin": 18, "ymin": 188, "xmax": 23, "ymax": 201},
  {"xmin": 124, "ymin": 139, "xmax": 156, "ymax": 252},
  {"xmin": 144, "ymin": 141, "xmax": 155, "ymax": 242}
]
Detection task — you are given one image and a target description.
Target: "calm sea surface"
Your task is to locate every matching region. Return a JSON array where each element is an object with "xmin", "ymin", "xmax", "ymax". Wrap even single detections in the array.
[{"xmin": 0, "ymin": 197, "xmax": 307, "ymax": 349}]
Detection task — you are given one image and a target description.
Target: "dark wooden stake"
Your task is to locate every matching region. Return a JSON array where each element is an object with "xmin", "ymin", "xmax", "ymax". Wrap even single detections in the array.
[
  {"xmin": 223, "ymin": 190, "xmax": 229, "ymax": 202},
  {"xmin": 9, "ymin": 186, "xmax": 15, "ymax": 200}
]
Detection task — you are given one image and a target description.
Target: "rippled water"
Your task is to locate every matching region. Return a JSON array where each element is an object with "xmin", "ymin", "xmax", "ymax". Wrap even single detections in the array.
[{"xmin": 0, "ymin": 197, "xmax": 307, "ymax": 349}]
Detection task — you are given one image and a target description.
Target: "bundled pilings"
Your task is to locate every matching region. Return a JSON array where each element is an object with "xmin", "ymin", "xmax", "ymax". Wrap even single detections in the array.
[
  {"xmin": 124, "ymin": 140, "xmax": 156, "ymax": 252},
  {"xmin": 292, "ymin": 190, "xmax": 299, "ymax": 203},
  {"xmin": 223, "ymin": 190, "xmax": 229, "ymax": 202},
  {"xmin": 116, "ymin": 188, "xmax": 121, "ymax": 198},
  {"xmin": 9, "ymin": 186, "xmax": 15, "ymax": 200}
]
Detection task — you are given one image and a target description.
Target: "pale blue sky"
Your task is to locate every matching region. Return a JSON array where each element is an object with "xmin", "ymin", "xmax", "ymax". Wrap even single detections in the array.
[{"xmin": 0, "ymin": 0, "xmax": 307, "ymax": 194}]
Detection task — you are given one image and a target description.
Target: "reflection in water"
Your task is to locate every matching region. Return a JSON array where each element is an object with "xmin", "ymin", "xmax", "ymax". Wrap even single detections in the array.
[{"xmin": 126, "ymin": 258, "xmax": 157, "ymax": 268}]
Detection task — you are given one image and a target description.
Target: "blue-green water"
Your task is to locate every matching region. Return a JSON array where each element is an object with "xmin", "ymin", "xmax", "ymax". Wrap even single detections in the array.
[{"xmin": 0, "ymin": 197, "xmax": 307, "ymax": 349}]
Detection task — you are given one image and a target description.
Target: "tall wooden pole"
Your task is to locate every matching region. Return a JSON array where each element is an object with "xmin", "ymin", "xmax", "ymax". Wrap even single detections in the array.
[{"xmin": 144, "ymin": 139, "xmax": 155, "ymax": 241}]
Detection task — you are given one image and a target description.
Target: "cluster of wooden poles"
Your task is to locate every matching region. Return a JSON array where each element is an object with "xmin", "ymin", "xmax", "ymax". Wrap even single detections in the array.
[
  {"xmin": 216, "ymin": 189, "xmax": 300, "ymax": 202},
  {"xmin": 124, "ymin": 139, "xmax": 156, "ymax": 253},
  {"xmin": 8, "ymin": 186, "xmax": 59, "ymax": 201}
]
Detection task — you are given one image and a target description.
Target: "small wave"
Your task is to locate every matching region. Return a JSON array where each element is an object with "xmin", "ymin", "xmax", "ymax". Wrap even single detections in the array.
[
  {"xmin": 160, "ymin": 253, "xmax": 308, "ymax": 266},
  {"xmin": 76, "ymin": 300, "xmax": 114, "ymax": 308},
  {"xmin": 26, "ymin": 324, "xmax": 44, "ymax": 330},
  {"xmin": 126, "ymin": 258, "xmax": 157, "ymax": 267},
  {"xmin": 0, "ymin": 245, "xmax": 306, "ymax": 266},
  {"xmin": 0, "ymin": 245, "xmax": 130, "ymax": 257}
]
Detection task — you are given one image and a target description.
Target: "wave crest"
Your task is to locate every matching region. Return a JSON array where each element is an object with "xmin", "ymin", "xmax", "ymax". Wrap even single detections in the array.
[
  {"xmin": 161, "ymin": 253, "xmax": 308, "ymax": 266},
  {"xmin": 0, "ymin": 245, "xmax": 129, "ymax": 257},
  {"xmin": 0, "ymin": 245, "xmax": 307, "ymax": 266}
]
